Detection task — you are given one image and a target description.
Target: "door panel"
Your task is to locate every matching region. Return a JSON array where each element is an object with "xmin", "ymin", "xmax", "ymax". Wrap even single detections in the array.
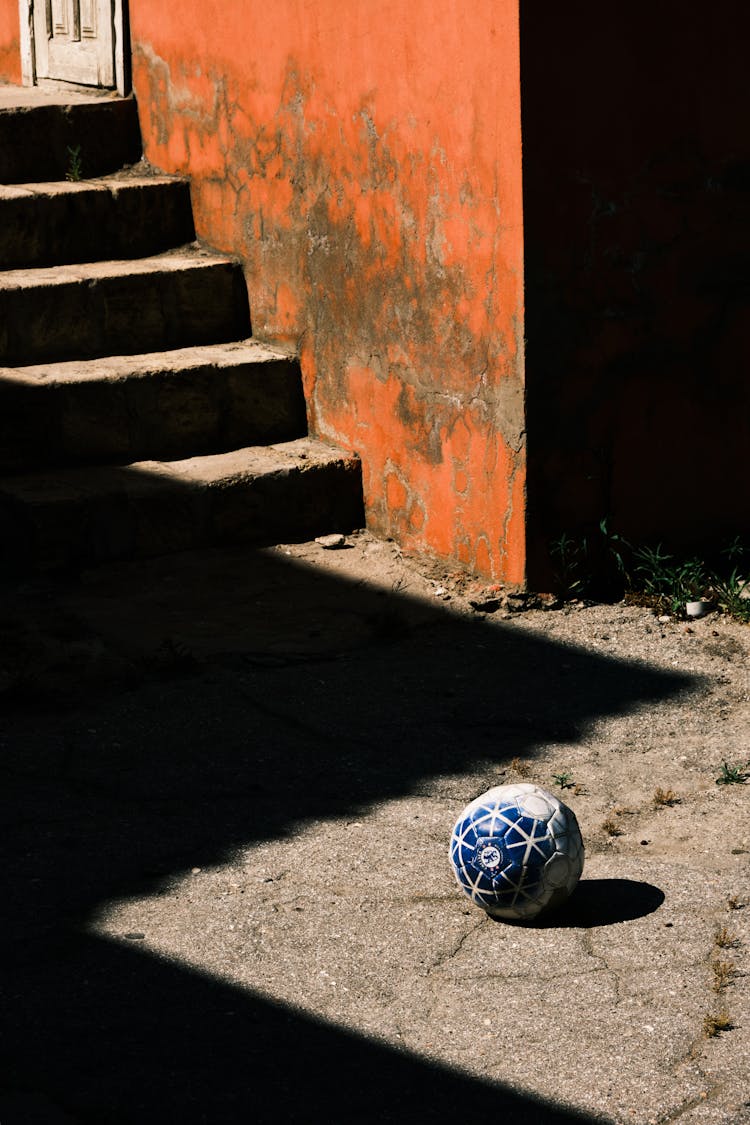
[
  {"xmin": 33, "ymin": 0, "xmax": 114, "ymax": 87},
  {"xmin": 50, "ymin": 0, "xmax": 74, "ymax": 38}
]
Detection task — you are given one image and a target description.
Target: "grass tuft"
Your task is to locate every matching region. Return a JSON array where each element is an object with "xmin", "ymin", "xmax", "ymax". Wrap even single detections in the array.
[
  {"xmin": 653, "ymin": 787, "xmax": 680, "ymax": 807},
  {"xmin": 703, "ymin": 1011, "xmax": 733, "ymax": 1038},
  {"xmin": 716, "ymin": 761, "xmax": 749, "ymax": 786},
  {"xmin": 711, "ymin": 959, "xmax": 736, "ymax": 993},
  {"xmin": 714, "ymin": 926, "xmax": 739, "ymax": 950}
]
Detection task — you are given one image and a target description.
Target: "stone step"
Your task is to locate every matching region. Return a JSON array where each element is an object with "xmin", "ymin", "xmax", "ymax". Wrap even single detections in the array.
[
  {"xmin": 0, "ymin": 438, "xmax": 364, "ymax": 573},
  {"xmin": 0, "ymin": 341, "xmax": 308, "ymax": 472},
  {"xmin": 0, "ymin": 249, "xmax": 251, "ymax": 365},
  {"xmin": 0, "ymin": 89, "xmax": 141, "ymax": 184},
  {"xmin": 0, "ymin": 176, "xmax": 195, "ymax": 270}
]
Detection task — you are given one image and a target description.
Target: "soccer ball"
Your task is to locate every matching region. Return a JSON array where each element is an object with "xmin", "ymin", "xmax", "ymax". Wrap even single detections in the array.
[{"xmin": 449, "ymin": 783, "xmax": 584, "ymax": 921}]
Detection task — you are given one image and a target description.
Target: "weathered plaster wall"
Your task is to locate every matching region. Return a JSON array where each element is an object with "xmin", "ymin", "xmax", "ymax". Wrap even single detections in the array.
[
  {"xmin": 0, "ymin": 0, "xmax": 20, "ymax": 83},
  {"xmin": 522, "ymin": 2, "xmax": 750, "ymax": 584},
  {"xmin": 128, "ymin": 1, "xmax": 526, "ymax": 582}
]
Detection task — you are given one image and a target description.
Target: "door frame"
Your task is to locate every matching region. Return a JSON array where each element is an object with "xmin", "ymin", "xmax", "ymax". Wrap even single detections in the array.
[{"xmin": 19, "ymin": 0, "xmax": 130, "ymax": 95}]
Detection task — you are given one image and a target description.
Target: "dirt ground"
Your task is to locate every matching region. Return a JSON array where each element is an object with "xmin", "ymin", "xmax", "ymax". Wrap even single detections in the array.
[{"xmin": 1, "ymin": 531, "xmax": 748, "ymax": 1123}]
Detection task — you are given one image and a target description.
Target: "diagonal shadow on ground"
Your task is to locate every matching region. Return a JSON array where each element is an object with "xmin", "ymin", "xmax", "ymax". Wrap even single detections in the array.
[{"xmin": 0, "ymin": 547, "xmax": 695, "ymax": 1123}]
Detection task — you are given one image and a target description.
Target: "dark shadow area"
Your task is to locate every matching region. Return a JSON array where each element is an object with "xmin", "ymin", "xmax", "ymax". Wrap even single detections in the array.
[
  {"xmin": 2, "ymin": 934, "xmax": 596, "ymax": 1125},
  {"xmin": 0, "ymin": 95, "xmax": 142, "ymax": 184},
  {"xmin": 530, "ymin": 878, "xmax": 665, "ymax": 929},
  {"xmin": 0, "ymin": 547, "xmax": 695, "ymax": 1122},
  {"xmin": 521, "ymin": 1, "xmax": 750, "ymax": 587}
]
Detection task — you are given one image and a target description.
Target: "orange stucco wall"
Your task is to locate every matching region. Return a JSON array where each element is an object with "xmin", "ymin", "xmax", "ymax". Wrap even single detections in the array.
[
  {"xmin": 128, "ymin": 1, "xmax": 526, "ymax": 582},
  {"xmin": 0, "ymin": 0, "xmax": 20, "ymax": 84}
]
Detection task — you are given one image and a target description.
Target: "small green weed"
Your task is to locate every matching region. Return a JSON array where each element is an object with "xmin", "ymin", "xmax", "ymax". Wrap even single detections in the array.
[
  {"xmin": 549, "ymin": 518, "xmax": 629, "ymax": 601},
  {"xmin": 716, "ymin": 761, "xmax": 749, "ymax": 786},
  {"xmin": 552, "ymin": 771, "xmax": 575, "ymax": 790},
  {"xmin": 712, "ymin": 576, "xmax": 750, "ymax": 622},
  {"xmin": 597, "ymin": 517, "xmax": 629, "ymax": 581},
  {"xmin": 548, "ymin": 524, "xmax": 750, "ymax": 622},
  {"xmin": 709, "ymin": 542, "xmax": 750, "ymax": 622},
  {"xmin": 66, "ymin": 144, "xmax": 83, "ymax": 181},
  {"xmin": 631, "ymin": 544, "xmax": 707, "ymax": 616},
  {"xmin": 550, "ymin": 531, "xmax": 590, "ymax": 600}
]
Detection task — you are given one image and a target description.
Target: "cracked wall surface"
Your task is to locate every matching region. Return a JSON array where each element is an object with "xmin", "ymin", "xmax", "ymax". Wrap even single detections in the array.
[
  {"xmin": 128, "ymin": 0, "xmax": 526, "ymax": 582},
  {"xmin": 0, "ymin": 0, "xmax": 20, "ymax": 84}
]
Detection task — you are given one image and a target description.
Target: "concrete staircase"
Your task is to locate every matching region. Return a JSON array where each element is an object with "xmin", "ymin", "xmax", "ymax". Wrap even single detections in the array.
[{"xmin": 0, "ymin": 89, "xmax": 363, "ymax": 573}]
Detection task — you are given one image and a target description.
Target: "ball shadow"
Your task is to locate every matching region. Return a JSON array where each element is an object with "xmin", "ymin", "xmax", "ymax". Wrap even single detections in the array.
[
  {"xmin": 539, "ymin": 878, "xmax": 665, "ymax": 928},
  {"xmin": 486, "ymin": 878, "xmax": 665, "ymax": 929}
]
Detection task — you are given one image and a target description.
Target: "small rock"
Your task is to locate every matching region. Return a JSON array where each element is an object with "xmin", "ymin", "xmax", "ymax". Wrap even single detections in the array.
[
  {"xmin": 658, "ymin": 615, "xmax": 671, "ymax": 624},
  {"xmin": 434, "ymin": 586, "xmax": 448, "ymax": 597},
  {"xmin": 315, "ymin": 533, "xmax": 346, "ymax": 549}
]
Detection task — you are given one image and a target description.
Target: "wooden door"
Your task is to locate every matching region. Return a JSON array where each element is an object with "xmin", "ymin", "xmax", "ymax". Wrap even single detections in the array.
[{"xmin": 33, "ymin": 0, "xmax": 115, "ymax": 87}]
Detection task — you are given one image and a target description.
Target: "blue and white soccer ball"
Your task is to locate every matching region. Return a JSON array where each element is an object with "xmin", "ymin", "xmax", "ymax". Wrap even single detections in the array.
[{"xmin": 449, "ymin": 783, "xmax": 584, "ymax": 921}]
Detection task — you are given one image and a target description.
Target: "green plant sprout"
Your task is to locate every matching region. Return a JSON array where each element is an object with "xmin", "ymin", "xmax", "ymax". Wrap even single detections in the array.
[
  {"xmin": 550, "ymin": 532, "xmax": 589, "ymax": 600},
  {"xmin": 709, "ymin": 540, "xmax": 750, "ymax": 622},
  {"xmin": 66, "ymin": 144, "xmax": 83, "ymax": 182},
  {"xmin": 716, "ymin": 761, "xmax": 749, "ymax": 786},
  {"xmin": 552, "ymin": 771, "xmax": 575, "ymax": 790},
  {"xmin": 631, "ymin": 544, "xmax": 707, "ymax": 616},
  {"xmin": 549, "ymin": 525, "xmax": 750, "ymax": 622}
]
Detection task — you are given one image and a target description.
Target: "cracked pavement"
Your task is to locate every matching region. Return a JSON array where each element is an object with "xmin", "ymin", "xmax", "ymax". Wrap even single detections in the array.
[{"xmin": 1, "ymin": 533, "xmax": 748, "ymax": 1123}]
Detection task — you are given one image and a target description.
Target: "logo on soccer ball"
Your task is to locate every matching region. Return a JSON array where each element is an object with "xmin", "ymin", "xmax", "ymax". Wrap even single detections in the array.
[{"xmin": 475, "ymin": 839, "xmax": 504, "ymax": 874}]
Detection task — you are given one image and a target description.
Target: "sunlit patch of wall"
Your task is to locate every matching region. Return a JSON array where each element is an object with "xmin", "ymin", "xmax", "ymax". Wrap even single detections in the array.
[
  {"xmin": 128, "ymin": 1, "xmax": 526, "ymax": 582},
  {"xmin": 0, "ymin": 0, "xmax": 20, "ymax": 84}
]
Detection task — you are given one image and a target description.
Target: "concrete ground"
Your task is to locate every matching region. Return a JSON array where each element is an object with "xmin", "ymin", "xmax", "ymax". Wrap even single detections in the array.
[
  {"xmin": 1, "ymin": 532, "xmax": 748, "ymax": 1124},
  {"xmin": 0, "ymin": 85, "xmax": 120, "ymax": 107}
]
